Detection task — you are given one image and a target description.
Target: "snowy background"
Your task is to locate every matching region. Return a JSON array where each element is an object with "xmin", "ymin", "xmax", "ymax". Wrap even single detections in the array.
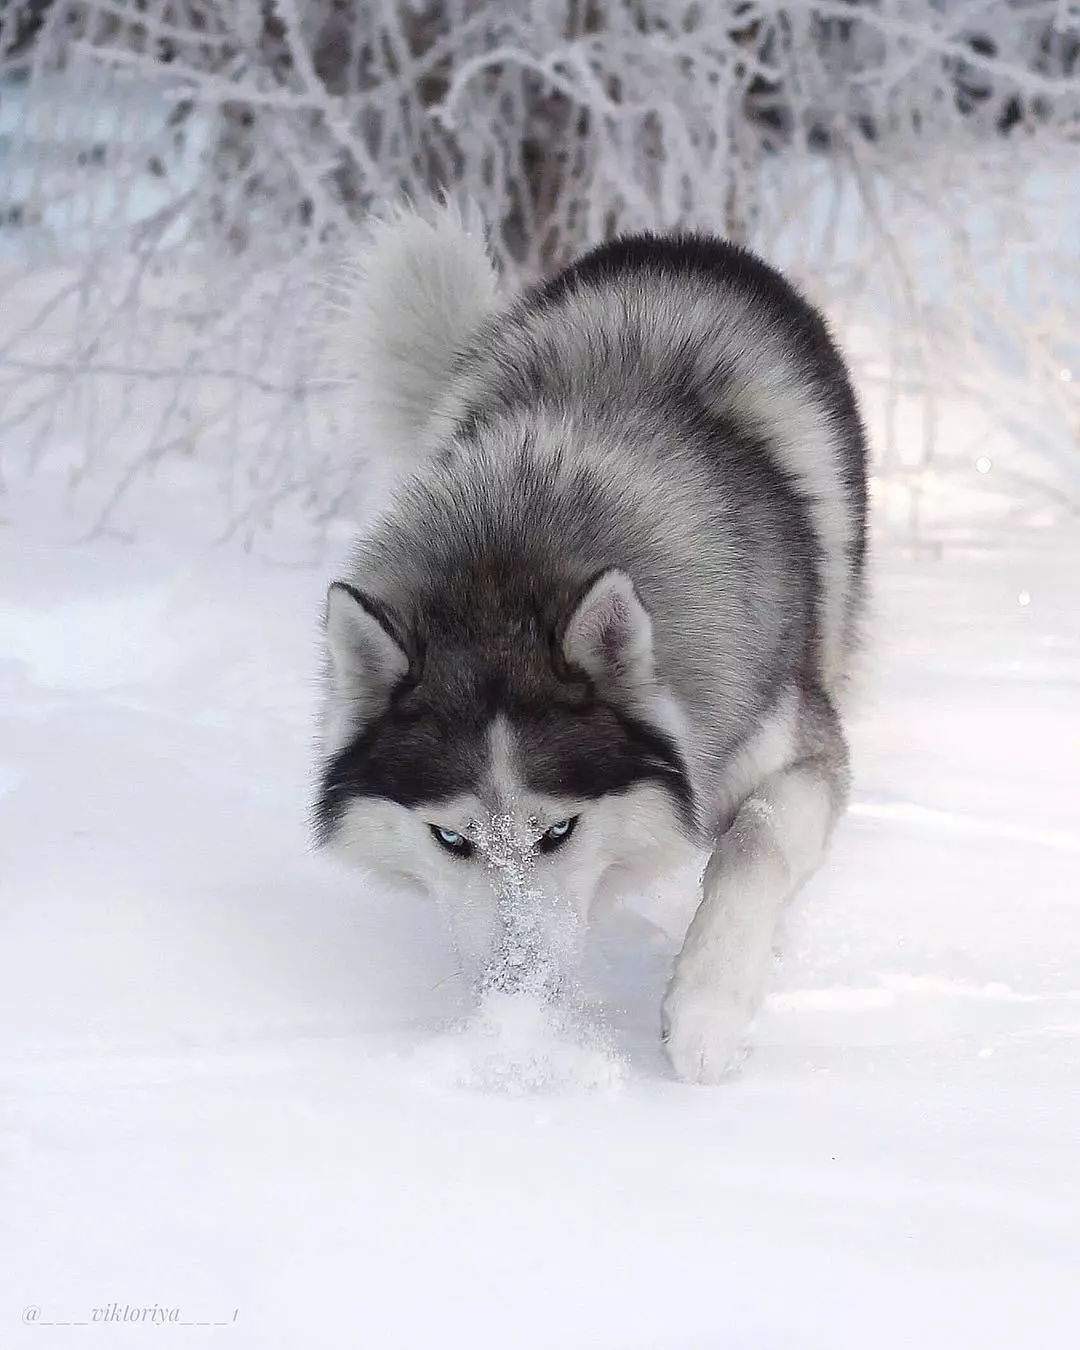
[{"xmin": 2, "ymin": 3, "xmax": 1079, "ymax": 1347}]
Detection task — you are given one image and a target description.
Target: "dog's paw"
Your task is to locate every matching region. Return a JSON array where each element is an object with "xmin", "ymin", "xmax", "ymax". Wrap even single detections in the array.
[{"xmin": 661, "ymin": 978, "xmax": 753, "ymax": 1084}]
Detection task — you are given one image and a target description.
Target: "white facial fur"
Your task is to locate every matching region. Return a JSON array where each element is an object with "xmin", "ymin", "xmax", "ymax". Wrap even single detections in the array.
[{"xmin": 327, "ymin": 717, "xmax": 693, "ymax": 982}]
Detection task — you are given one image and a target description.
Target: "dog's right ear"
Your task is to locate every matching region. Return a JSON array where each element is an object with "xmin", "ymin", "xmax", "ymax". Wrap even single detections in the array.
[
  {"xmin": 562, "ymin": 569, "xmax": 655, "ymax": 696},
  {"xmin": 325, "ymin": 582, "xmax": 410, "ymax": 724}
]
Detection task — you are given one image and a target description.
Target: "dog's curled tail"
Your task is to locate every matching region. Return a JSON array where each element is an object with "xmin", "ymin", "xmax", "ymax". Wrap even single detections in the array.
[{"xmin": 326, "ymin": 199, "xmax": 500, "ymax": 463}]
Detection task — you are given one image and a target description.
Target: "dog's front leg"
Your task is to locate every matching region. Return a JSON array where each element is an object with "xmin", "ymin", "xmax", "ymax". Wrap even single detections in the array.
[{"xmin": 662, "ymin": 701, "xmax": 849, "ymax": 1083}]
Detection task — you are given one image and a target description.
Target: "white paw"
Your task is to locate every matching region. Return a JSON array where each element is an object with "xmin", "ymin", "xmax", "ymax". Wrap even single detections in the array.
[{"xmin": 661, "ymin": 978, "xmax": 754, "ymax": 1084}]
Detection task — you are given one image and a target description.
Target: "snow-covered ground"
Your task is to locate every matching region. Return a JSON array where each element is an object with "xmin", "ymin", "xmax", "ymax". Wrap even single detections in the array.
[{"xmin": 2, "ymin": 476, "xmax": 1079, "ymax": 1347}]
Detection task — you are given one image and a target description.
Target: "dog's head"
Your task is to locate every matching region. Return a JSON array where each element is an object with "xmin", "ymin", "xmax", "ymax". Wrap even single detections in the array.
[{"xmin": 314, "ymin": 568, "xmax": 695, "ymax": 978}]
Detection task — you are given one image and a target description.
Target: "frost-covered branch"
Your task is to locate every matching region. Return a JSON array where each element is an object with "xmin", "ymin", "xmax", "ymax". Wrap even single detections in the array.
[{"xmin": 0, "ymin": 0, "xmax": 1077, "ymax": 543}]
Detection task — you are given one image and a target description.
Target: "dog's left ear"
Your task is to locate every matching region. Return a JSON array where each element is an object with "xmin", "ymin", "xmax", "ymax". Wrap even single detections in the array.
[
  {"xmin": 325, "ymin": 582, "xmax": 410, "ymax": 724},
  {"xmin": 563, "ymin": 569, "xmax": 655, "ymax": 693}
]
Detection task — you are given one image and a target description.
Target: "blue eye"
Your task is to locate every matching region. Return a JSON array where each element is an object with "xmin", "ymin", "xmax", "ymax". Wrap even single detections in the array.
[
  {"xmin": 429, "ymin": 825, "xmax": 474, "ymax": 858},
  {"xmin": 538, "ymin": 817, "xmax": 578, "ymax": 853}
]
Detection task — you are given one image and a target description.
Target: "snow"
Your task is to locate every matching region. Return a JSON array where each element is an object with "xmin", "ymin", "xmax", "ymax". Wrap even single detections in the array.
[{"xmin": 3, "ymin": 478, "xmax": 1079, "ymax": 1348}]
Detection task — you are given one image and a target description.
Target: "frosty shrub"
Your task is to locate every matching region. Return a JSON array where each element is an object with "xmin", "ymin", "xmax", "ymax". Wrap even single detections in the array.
[{"xmin": 0, "ymin": 0, "xmax": 1077, "ymax": 545}]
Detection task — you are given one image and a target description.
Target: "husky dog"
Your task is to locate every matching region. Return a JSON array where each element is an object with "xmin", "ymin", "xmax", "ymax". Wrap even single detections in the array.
[{"xmin": 315, "ymin": 203, "xmax": 867, "ymax": 1082}]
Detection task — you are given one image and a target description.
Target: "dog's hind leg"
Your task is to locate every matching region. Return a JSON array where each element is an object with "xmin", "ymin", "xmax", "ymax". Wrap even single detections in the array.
[{"xmin": 662, "ymin": 689, "xmax": 850, "ymax": 1083}]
